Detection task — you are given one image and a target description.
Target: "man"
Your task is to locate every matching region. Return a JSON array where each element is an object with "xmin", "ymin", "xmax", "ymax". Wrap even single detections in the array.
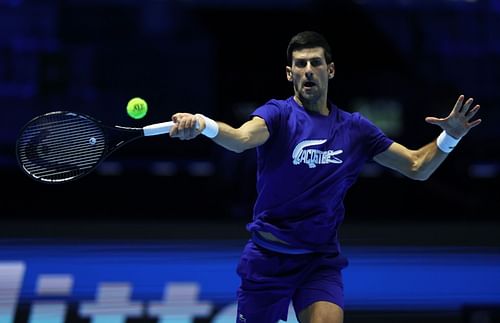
[{"xmin": 169, "ymin": 31, "xmax": 481, "ymax": 323}]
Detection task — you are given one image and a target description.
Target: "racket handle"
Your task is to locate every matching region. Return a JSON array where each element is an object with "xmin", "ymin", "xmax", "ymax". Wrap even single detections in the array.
[
  {"xmin": 142, "ymin": 120, "xmax": 201, "ymax": 136},
  {"xmin": 143, "ymin": 121, "xmax": 174, "ymax": 136}
]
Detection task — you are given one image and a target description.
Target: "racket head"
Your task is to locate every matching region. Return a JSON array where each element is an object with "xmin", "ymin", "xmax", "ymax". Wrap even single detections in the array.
[{"xmin": 16, "ymin": 111, "xmax": 140, "ymax": 184}]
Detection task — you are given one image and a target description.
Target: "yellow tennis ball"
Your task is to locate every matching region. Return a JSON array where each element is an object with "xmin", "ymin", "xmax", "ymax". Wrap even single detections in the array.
[{"xmin": 126, "ymin": 97, "xmax": 148, "ymax": 119}]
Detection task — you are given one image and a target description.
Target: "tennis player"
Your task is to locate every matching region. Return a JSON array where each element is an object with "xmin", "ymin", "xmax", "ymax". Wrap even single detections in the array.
[{"xmin": 169, "ymin": 31, "xmax": 482, "ymax": 323}]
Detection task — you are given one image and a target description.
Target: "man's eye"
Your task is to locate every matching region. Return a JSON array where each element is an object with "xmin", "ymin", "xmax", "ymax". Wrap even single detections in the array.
[{"xmin": 295, "ymin": 61, "xmax": 306, "ymax": 67}]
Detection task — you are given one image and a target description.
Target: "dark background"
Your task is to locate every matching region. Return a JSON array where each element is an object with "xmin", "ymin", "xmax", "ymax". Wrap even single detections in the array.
[
  {"xmin": 1, "ymin": 1, "xmax": 500, "ymax": 323},
  {"xmin": 0, "ymin": 0, "xmax": 499, "ymax": 235}
]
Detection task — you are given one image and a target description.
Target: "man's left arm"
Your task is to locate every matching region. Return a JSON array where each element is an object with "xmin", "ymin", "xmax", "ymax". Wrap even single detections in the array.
[{"xmin": 373, "ymin": 95, "xmax": 482, "ymax": 180}]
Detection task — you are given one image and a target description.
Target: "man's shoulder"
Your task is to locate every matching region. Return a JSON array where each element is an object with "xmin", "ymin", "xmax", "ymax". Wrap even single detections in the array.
[
  {"xmin": 330, "ymin": 102, "xmax": 359, "ymax": 121},
  {"xmin": 262, "ymin": 97, "xmax": 293, "ymax": 108},
  {"xmin": 254, "ymin": 97, "xmax": 294, "ymax": 116}
]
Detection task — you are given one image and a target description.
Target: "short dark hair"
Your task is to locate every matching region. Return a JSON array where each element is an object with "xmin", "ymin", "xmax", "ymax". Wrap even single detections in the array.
[{"xmin": 286, "ymin": 31, "xmax": 333, "ymax": 65}]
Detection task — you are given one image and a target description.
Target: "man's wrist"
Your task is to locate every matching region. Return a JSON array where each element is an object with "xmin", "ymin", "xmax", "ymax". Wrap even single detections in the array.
[
  {"xmin": 196, "ymin": 114, "xmax": 219, "ymax": 138},
  {"xmin": 436, "ymin": 130, "xmax": 461, "ymax": 153}
]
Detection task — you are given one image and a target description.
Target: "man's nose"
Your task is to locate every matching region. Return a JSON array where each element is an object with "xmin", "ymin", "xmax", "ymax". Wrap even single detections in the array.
[{"xmin": 305, "ymin": 62, "xmax": 314, "ymax": 78}]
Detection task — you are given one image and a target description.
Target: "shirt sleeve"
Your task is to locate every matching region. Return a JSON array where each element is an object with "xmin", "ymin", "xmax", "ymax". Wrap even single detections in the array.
[
  {"xmin": 354, "ymin": 112, "xmax": 394, "ymax": 159},
  {"xmin": 250, "ymin": 100, "xmax": 282, "ymax": 137}
]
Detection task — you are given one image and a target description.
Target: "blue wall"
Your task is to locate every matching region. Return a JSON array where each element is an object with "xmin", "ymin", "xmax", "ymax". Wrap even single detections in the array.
[{"xmin": 1, "ymin": 240, "xmax": 499, "ymax": 323}]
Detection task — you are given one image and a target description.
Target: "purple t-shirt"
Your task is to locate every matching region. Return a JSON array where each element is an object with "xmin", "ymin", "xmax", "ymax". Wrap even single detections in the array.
[{"xmin": 248, "ymin": 97, "xmax": 394, "ymax": 253}]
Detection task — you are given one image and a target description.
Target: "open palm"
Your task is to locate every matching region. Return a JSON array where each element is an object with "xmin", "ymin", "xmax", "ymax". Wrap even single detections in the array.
[{"xmin": 425, "ymin": 95, "xmax": 482, "ymax": 139}]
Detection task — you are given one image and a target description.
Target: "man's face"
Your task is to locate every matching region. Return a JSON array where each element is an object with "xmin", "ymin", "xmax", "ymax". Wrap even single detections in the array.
[{"xmin": 286, "ymin": 47, "xmax": 335, "ymax": 104}]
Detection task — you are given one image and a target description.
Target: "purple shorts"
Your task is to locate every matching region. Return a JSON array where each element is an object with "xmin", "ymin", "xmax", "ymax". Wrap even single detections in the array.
[{"xmin": 236, "ymin": 240, "xmax": 348, "ymax": 323}]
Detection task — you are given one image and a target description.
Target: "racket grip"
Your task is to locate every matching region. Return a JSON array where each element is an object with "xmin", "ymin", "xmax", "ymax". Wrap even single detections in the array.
[
  {"xmin": 142, "ymin": 120, "xmax": 201, "ymax": 136},
  {"xmin": 143, "ymin": 121, "xmax": 174, "ymax": 136}
]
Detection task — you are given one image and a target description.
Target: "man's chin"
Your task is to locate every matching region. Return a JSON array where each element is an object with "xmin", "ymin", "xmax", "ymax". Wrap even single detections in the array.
[
  {"xmin": 300, "ymin": 92, "xmax": 319, "ymax": 102},
  {"xmin": 298, "ymin": 98, "xmax": 320, "ymax": 109}
]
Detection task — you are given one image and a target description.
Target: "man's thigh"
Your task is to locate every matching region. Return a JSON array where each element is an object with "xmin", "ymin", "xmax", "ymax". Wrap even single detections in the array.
[{"xmin": 236, "ymin": 241, "xmax": 303, "ymax": 322}]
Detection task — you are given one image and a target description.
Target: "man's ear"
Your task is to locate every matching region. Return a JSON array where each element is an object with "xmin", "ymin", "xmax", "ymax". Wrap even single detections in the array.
[
  {"xmin": 328, "ymin": 63, "xmax": 335, "ymax": 79},
  {"xmin": 286, "ymin": 66, "xmax": 293, "ymax": 82}
]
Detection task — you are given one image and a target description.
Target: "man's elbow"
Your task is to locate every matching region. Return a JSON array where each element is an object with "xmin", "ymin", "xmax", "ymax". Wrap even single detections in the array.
[
  {"xmin": 407, "ymin": 161, "xmax": 431, "ymax": 181},
  {"xmin": 409, "ymin": 171, "xmax": 431, "ymax": 181},
  {"xmin": 233, "ymin": 133, "xmax": 258, "ymax": 153},
  {"xmin": 230, "ymin": 146, "xmax": 246, "ymax": 154},
  {"xmin": 228, "ymin": 136, "xmax": 251, "ymax": 154},
  {"xmin": 407, "ymin": 166, "xmax": 431, "ymax": 181}
]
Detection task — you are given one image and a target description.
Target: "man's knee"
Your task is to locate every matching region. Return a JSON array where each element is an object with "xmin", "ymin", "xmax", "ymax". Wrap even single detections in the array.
[{"xmin": 297, "ymin": 301, "xmax": 343, "ymax": 323}]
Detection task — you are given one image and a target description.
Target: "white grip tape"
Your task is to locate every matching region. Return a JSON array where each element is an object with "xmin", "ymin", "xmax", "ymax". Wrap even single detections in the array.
[{"xmin": 143, "ymin": 121, "xmax": 174, "ymax": 136}]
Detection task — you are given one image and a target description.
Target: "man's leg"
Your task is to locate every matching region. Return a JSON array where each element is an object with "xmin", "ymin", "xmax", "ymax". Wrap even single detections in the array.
[
  {"xmin": 293, "ymin": 253, "xmax": 347, "ymax": 323},
  {"xmin": 297, "ymin": 301, "xmax": 343, "ymax": 323},
  {"xmin": 236, "ymin": 241, "xmax": 295, "ymax": 323}
]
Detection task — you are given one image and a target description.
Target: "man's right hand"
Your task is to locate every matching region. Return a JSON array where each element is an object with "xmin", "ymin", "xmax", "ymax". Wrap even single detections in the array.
[{"xmin": 169, "ymin": 113, "xmax": 205, "ymax": 140}]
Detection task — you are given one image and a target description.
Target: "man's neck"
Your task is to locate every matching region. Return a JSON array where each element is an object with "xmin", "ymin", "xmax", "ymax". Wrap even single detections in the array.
[{"xmin": 294, "ymin": 95, "xmax": 329, "ymax": 116}]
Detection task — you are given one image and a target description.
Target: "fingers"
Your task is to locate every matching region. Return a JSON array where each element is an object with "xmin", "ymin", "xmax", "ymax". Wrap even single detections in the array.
[
  {"xmin": 169, "ymin": 113, "xmax": 200, "ymax": 140},
  {"xmin": 454, "ymin": 95, "xmax": 475, "ymax": 114},
  {"xmin": 468, "ymin": 118, "xmax": 482, "ymax": 129},
  {"xmin": 466, "ymin": 104, "xmax": 481, "ymax": 128},
  {"xmin": 453, "ymin": 95, "xmax": 465, "ymax": 114},
  {"xmin": 425, "ymin": 116, "xmax": 444, "ymax": 125},
  {"xmin": 466, "ymin": 104, "xmax": 480, "ymax": 118},
  {"xmin": 460, "ymin": 97, "xmax": 474, "ymax": 114},
  {"xmin": 453, "ymin": 95, "xmax": 481, "ymax": 122}
]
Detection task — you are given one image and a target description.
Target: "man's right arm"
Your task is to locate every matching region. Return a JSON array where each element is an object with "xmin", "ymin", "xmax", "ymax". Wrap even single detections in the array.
[{"xmin": 169, "ymin": 113, "xmax": 270, "ymax": 153}]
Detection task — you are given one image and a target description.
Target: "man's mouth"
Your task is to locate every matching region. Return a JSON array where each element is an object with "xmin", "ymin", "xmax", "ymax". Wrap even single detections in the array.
[{"xmin": 303, "ymin": 81, "xmax": 316, "ymax": 89}]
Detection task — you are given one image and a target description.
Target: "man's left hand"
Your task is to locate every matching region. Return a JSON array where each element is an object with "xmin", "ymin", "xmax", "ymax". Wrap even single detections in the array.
[{"xmin": 425, "ymin": 95, "xmax": 482, "ymax": 139}]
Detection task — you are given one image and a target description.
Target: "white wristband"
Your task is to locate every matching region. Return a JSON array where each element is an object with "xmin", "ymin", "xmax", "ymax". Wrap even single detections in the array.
[
  {"xmin": 436, "ymin": 130, "xmax": 461, "ymax": 153},
  {"xmin": 196, "ymin": 114, "xmax": 219, "ymax": 138}
]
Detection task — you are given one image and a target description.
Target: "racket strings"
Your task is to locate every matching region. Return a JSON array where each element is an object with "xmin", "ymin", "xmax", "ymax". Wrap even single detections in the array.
[
  {"xmin": 17, "ymin": 113, "xmax": 106, "ymax": 182},
  {"xmin": 22, "ymin": 124, "xmax": 102, "ymax": 161}
]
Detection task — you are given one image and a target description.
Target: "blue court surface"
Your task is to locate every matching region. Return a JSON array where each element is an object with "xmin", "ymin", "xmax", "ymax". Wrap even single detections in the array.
[{"xmin": 0, "ymin": 239, "xmax": 499, "ymax": 323}]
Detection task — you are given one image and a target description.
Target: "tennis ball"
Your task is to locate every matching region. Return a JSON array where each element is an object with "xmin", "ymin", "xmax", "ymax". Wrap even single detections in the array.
[{"xmin": 126, "ymin": 97, "xmax": 148, "ymax": 119}]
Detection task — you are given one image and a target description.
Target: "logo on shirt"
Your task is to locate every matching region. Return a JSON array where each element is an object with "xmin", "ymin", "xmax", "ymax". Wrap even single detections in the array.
[{"xmin": 292, "ymin": 139, "xmax": 343, "ymax": 168}]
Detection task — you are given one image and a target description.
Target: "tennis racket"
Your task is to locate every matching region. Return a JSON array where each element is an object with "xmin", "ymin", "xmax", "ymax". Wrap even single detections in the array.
[{"xmin": 16, "ymin": 111, "xmax": 181, "ymax": 184}]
